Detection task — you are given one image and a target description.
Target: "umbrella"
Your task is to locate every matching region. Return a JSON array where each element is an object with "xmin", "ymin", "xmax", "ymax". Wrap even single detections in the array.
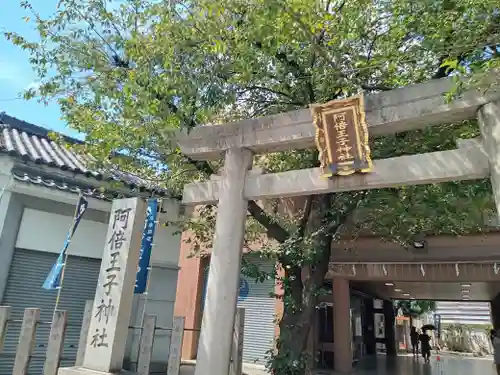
[{"xmin": 422, "ymin": 324, "xmax": 436, "ymax": 331}]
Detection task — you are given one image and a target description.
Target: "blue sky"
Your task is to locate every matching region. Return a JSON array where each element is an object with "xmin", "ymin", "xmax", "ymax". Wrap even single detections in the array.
[{"xmin": 0, "ymin": 1, "xmax": 79, "ymax": 137}]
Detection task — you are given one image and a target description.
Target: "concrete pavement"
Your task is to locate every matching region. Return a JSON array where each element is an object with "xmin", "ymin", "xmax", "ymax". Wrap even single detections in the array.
[{"xmin": 181, "ymin": 353, "xmax": 497, "ymax": 375}]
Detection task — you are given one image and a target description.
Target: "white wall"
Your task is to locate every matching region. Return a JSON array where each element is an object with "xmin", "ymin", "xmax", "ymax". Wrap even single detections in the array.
[
  {"xmin": 16, "ymin": 200, "xmax": 181, "ymax": 266},
  {"xmin": 16, "ymin": 208, "xmax": 107, "ymax": 258}
]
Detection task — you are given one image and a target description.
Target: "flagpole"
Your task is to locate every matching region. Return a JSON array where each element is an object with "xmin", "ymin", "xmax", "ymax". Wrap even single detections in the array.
[
  {"xmin": 0, "ymin": 177, "xmax": 12, "ymax": 201},
  {"xmin": 53, "ymin": 191, "xmax": 84, "ymax": 319},
  {"xmin": 140, "ymin": 198, "xmax": 163, "ymax": 326}
]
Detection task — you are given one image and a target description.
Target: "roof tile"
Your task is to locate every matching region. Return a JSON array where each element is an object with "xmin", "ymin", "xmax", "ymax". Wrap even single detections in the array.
[{"xmin": 0, "ymin": 113, "xmax": 167, "ymax": 198}]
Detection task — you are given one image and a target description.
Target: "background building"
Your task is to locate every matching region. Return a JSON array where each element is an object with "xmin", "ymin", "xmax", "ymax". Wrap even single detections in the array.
[
  {"xmin": 0, "ymin": 114, "xmax": 182, "ymax": 374},
  {"xmin": 435, "ymin": 301, "xmax": 491, "ymax": 325},
  {"xmin": 175, "ymin": 207, "xmax": 500, "ymax": 371},
  {"xmin": 175, "ymin": 237, "xmax": 396, "ymax": 370}
]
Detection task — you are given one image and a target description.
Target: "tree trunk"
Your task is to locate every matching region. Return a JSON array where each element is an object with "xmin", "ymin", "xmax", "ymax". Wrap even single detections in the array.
[
  {"xmin": 274, "ymin": 304, "xmax": 315, "ymax": 375},
  {"xmin": 272, "ymin": 195, "xmax": 334, "ymax": 375},
  {"xmin": 273, "ymin": 262, "xmax": 329, "ymax": 375}
]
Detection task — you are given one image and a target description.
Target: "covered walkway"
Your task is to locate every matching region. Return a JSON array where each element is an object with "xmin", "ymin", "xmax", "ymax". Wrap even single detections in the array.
[
  {"xmin": 333, "ymin": 354, "xmax": 496, "ymax": 375},
  {"xmin": 181, "ymin": 354, "xmax": 496, "ymax": 375},
  {"xmin": 180, "ymin": 351, "xmax": 496, "ymax": 375}
]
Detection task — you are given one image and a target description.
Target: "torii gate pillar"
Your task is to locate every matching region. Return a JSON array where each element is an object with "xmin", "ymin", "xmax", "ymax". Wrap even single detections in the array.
[
  {"xmin": 194, "ymin": 148, "xmax": 253, "ymax": 375},
  {"xmin": 479, "ymin": 100, "xmax": 500, "ymax": 221}
]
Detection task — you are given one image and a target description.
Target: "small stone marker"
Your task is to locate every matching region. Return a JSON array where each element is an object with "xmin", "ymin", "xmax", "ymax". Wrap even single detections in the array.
[
  {"xmin": 75, "ymin": 300, "xmax": 93, "ymax": 367},
  {"xmin": 58, "ymin": 198, "xmax": 147, "ymax": 375},
  {"xmin": 167, "ymin": 316, "xmax": 185, "ymax": 375},
  {"xmin": 0, "ymin": 306, "xmax": 11, "ymax": 351},
  {"xmin": 137, "ymin": 315, "xmax": 157, "ymax": 375},
  {"xmin": 44, "ymin": 310, "xmax": 68, "ymax": 375},
  {"xmin": 13, "ymin": 308, "xmax": 40, "ymax": 375}
]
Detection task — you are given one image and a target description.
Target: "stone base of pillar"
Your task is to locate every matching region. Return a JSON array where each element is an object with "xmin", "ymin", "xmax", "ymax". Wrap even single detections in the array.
[{"xmin": 58, "ymin": 367, "xmax": 137, "ymax": 375}]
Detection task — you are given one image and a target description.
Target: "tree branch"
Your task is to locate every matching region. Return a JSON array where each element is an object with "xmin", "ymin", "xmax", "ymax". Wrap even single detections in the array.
[
  {"xmin": 247, "ymin": 201, "xmax": 289, "ymax": 243},
  {"xmin": 68, "ymin": 0, "xmax": 121, "ymax": 59},
  {"xmin": 239, "ymin": 85, "xmax": 300, "ymax": 102},
  {"xmin": 335, "ymin": 0, "xmax": 347, "ymax": 13},
  {"xmin": 361, "ymin": 84, "xmax": 393, "ymax": 91},
  {"xmin": 432, "ymin": 54, "xmax": 464, "ymax": 79},
  {"xmin": 114, "ymin": 51, "xmax": 293, "ymax": 245},
  {"xmin": 297, "ymin": 196, "xmax": 314, "ymax": 240},
  {"xmin": 274, "ymin": 51, "xmax": 315, "ymax": 103},
  {"xmin": 180, "ymin": 155, "xmax": 290, "ymax": 243}
]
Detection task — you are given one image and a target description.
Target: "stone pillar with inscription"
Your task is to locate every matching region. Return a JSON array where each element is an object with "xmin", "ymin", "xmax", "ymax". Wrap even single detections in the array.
[{"xmin": 59, "ymin": 198, "xmax": 147, "ymax": 375}]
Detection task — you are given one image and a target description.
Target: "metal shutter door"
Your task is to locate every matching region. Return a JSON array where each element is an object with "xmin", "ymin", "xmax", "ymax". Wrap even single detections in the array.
[
  {"xmin": 201, "ymin": 254, "xmax": 276, "ymax": 365},
  {"xmin": 0, "ymin": 249, "xmax": 100, "ymax": 375},
  {"xmin": 237, "ymin": 254, "xmax": 275, "ymax": 365}
]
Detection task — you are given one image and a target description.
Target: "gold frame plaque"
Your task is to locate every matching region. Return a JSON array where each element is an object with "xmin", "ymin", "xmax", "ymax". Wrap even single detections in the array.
[{"xmin": 310, "ymin": 95, "xmax": 372, "ymax": 177}]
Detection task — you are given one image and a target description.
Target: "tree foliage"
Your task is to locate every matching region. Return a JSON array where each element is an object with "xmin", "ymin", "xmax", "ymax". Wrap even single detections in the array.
[
  {"xmin": 395, "ymin": 300, "xmax": 436, "ymax": 316},
  {"xmin": 5, "ymin": 0, "xmax": 500, "ymax": 374}
]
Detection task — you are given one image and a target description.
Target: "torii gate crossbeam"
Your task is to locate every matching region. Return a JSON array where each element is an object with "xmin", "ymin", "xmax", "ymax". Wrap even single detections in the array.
[{"xmin": 178, "ymin": 77, "xmax": 500, "ymax": 375}]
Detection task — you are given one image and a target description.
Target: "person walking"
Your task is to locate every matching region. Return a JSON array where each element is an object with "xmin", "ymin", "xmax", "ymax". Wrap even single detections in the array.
[
  {"xmin": 419, "ymin": 329, "xmax": 432, "ymax": 363},
  {"xmin": 410, "ymin": 326, "xmax": 420, "ymax": 357}
]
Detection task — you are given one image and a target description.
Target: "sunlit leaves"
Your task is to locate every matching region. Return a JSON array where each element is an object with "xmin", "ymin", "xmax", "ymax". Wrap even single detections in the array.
[
  {"xmin": 6, "ymin": 1, "xmax": 500, "ymax": 373},
  {"xmin": 395, "ymin": 300, "xmax": 436, "ymax": 316}
]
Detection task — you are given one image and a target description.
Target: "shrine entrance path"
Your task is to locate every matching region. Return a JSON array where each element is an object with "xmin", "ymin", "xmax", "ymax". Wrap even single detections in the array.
[
  {"xmin": 180, "ymin": 353, "xmax": 495, "ymax": 375},
  {"xmin": 315, "ymin": 354, "xmax": 495, "ymax": 375}
]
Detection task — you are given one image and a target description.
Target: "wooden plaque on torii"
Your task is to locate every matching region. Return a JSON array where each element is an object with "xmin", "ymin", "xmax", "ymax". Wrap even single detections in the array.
[{"xmin": 311, "ymin": 95, "xmax": 373, "ymax": 177}]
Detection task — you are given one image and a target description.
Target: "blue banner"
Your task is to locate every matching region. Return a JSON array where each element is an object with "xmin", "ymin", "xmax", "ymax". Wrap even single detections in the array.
[
  {"xmin": 434, "ymin": 313, "xmax": 442, "ymax": 338},
  {"xmin": 134, "ymin": 199, "xmax": 158, "ymax": 294},
  {"xmin": 43, "ymin": 195, "xmax": 88, "ymax": 290},
  {"xmin": 238, "ymin": 279, "xmax": 249, "ymax": 300}
]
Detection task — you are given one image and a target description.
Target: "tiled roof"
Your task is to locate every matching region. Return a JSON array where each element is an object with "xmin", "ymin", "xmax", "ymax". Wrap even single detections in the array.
[
  {"xmin": 11, "ymin": 172, "xmax": 113, "ymax": 200},
  {"xmin": 0, "ymin": 113, "xmax": 168, "ymax": 200}
]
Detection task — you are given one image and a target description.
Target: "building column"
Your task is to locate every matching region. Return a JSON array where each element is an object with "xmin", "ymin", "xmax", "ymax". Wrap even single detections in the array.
[
  {"xmin": 383, "ymin": 300, "xmax": 396, "ymax": 356},
  {"xmin": 194, "ymin": 148, "xmax": 253, "ymax": 375},
  {"xmin": 174, "ymin": 231, "xmax": 207, "ymax": 359},
  {"xmin": 0, "ymin": 190, "xmax": 24, "ymax": 302},
  {"xmin": 478, "ymin": 100, "xmax": 500, "ymax": 220},
  {"xmin": 491, "ymin": 293, "xmax": 500, "ymax": 330},
  {"xmin": 363, "ymin": 298, "xmax": 376, "ymax": 355},
  {"xmin": 333, "ymin": 277, "xmax": 352, "ymax": 373}
]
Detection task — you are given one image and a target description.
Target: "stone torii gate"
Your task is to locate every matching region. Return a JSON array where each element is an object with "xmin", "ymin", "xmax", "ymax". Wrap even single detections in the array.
[{"xmin": 177, "ymin": 77, "xmax": 500, "ymax": 375}]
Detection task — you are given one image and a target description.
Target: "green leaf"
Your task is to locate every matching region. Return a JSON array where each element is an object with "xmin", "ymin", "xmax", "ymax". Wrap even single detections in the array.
[{"xmin": 7, "ymin": 1, "xmax": 500, "ymax": 373}]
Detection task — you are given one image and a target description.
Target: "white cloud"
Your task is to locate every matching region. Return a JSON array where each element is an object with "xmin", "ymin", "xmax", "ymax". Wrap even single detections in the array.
[{"xmin": 25, "ymin": 81, "xmax": 42, "ymax": 94}]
